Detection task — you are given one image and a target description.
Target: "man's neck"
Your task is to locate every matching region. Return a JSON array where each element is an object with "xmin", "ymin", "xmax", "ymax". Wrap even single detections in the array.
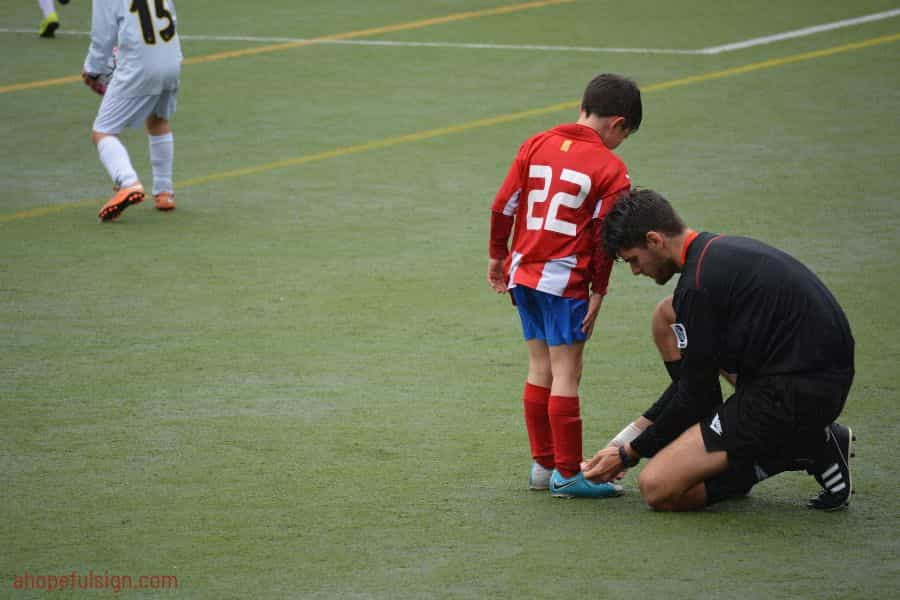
[{"xmin": 675, "ymin": 229, "xmax": 699, "ymax": 268}]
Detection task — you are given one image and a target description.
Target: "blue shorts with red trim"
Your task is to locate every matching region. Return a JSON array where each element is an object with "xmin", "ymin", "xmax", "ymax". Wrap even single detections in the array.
[{"xmin": 511, "ymin": 285, "xmax": 588, "ymax": 346}]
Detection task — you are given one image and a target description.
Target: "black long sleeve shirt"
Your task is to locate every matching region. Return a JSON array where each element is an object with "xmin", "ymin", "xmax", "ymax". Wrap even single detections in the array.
[{"xmin": 631, "ymin": 232, "xmax": 855, "ymax": 458}]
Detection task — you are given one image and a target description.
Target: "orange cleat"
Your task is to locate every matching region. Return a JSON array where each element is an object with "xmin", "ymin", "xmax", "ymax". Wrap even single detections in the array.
[
  {"xmin": 154, "ymin": 191, "xmax": 176, "ymax": 211},
  {"xmin": 98, "ymin": 184, "xmax": 144, "ymax": 222}
]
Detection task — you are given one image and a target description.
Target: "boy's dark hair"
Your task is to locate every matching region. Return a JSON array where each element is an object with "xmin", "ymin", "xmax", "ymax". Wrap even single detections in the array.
[
  {"xmin": 581, "ymin": 73, "xmax": 643, "ymax": 132},
  {"xmin": 602, "ymin": 189, "xmax": 685, "ymax": 258}
]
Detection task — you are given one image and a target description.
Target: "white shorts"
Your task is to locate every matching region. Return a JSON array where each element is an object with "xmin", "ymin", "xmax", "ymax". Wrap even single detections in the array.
[{"xmin": 92, "ymin": 90, "xmax": 178, "ymax": 134}]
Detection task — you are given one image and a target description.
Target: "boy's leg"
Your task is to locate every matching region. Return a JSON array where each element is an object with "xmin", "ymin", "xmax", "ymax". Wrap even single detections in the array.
[
  {"xmin": 93, "ymin": 131, "xmax": 144, "ymax": 221},
  {"xmin": 37, "ymin": 0, "xmax": 55, "ymax": 17},
  {"xmin": 94, "ymin": 132, "xmax": 140, "ymax": 189},
  {"xmin": 146, "ymin": 114, "xmax": 175, "ymax": 210},
  {"xmin": 547, "ymin": 342, "xmax": 584, "ymax": 477},
  {"xmin": 546, "ymin": 340, "xmax": 620, "ymax": 498},
  {"xmin": 94, "ymin": 129, "xmax": 145, "ymax": 222},
  {"xmin": 637, "ymin": 423, "xmax": 728, "ymax": 511},
  {"xmin": 523, "ymin": 339, "xmax": 553, "ymax": 474},
  {"xmin": 37, "ymin": 0, "xmax": 59, "ymax": 37},
  {"xmin": 94, "ymin": 131, "xmax": 144, "ymax": 221},
  {"xmin": 512, "ymin": 287, "xmax": 555, "ymax": 487},
  {"xmin": 93, "ymin": 95, "xmax": 164, "ymax": 220}
]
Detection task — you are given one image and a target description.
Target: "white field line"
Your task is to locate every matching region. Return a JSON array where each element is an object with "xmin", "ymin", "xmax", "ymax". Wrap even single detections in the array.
[
  {"xmin": 0, "ymin": 28, "xmax": 695, "ymax": 53},
  {"xmin": 698, "ymin": 8, "xmax": 900, "ymax": 54},
  {"xmin": 177, "ymin": 36, "xmax": 703, "ymax": 54},
  {"xmin": 2, "ymin": 9, "xmax": 898, "ymax": 55}
]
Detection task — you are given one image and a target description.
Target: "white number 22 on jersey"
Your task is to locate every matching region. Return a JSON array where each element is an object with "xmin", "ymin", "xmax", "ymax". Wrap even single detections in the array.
[{"xmin": 525, "ymin": 166, "xmax": 592, "ymax": 236}]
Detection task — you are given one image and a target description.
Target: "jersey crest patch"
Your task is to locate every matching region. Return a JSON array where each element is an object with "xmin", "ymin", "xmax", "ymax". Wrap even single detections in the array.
[
  {"xmin": 709, "ymin": 413, "xmax": 723, "ymax": 436},
  {"xmin": 671, "ymin": 323, "xmax": 688, "ymax": 349}
]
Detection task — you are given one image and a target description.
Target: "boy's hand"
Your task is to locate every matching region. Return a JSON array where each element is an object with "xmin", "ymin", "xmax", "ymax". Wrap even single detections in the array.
[
  {"xmin": 580, "ymin": 293, "xmax": 604, "ymax": 337},
  {"xmin": 487, "ymin": 258, "xmax": 507, "ymax": 293},
  {"xmin": 81, "ymin": 71, "xmax": 107, "ymax": 96}
]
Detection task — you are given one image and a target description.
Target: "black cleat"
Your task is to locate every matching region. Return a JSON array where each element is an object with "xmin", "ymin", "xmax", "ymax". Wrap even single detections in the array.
[{"xmin": 807, "ymin": 424, "xmax": 854, "ymax": 511}]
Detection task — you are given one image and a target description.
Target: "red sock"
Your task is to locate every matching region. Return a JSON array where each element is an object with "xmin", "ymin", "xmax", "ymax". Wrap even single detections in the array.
[
  {"xmin": 548, "ymin": 395, "xmax": 582, "ymax": 478},
  {"xmin": 523, "ymin": 382, "xmax": 554, "ymax": 470}
]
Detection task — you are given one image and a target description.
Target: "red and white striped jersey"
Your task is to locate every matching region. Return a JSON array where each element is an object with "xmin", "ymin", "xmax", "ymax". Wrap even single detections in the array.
[{"xmin": 489, "ymin": 124, "xmax": 631, "ymax": 299}]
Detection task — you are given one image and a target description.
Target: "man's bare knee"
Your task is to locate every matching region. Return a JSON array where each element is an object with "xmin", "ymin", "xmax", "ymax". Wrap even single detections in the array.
[
  {"xmin": 653, "ymin": 296, "xmax": 675, "ymax": 322},
  {"xmin": 637, "ymin": 468, "xmax": 673, "ymax": 510},
  {"xmin": 651, "ymin": 296, "xmax": 679, "ymax": 361}
]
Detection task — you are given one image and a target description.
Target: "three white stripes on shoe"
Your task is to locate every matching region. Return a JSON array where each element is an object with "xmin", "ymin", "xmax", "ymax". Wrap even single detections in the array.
[{"xmin": 821, "ymin": 463, "xmax": 847, "ymax": 494}]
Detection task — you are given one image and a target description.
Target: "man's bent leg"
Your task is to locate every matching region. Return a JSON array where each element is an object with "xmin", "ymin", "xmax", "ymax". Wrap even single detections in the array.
[
  {"xmin": 652, "ymin": 296, "xmax": 682, "ymax": 382},
  {"xmin": 652, "ymin": 296, "xmax": 679, "ymax": 362},
  {"xmin": 637, "ymin": 424, "xmax": 728, "ymax": 511},
  {"xmin": 653, "ymin": 295, "xmax": 736, "ymax": 387}
]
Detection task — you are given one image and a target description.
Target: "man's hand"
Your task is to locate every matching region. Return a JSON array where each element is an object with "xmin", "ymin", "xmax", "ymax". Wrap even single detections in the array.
[
  {"xmin": 82, "ymin": 71, "xmax": 107, "ymax": 96},
  {"xmin": 487, "ymin": 258, "xmax": 507, "ymax": 294},
  {"xmin": 582, "ymin": 445, "xmax": 627, "ymax": 482}
]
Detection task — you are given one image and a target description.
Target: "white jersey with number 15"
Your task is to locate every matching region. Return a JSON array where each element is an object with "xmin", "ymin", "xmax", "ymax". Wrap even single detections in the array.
[{"xmin": 84, "ymin": 0, "xmax": 183, "ymax": 98}]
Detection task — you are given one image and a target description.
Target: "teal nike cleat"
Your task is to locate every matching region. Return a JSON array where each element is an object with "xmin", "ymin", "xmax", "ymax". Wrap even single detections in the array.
[{"xmin": 549, "ymin": 469, "xmax": 622, "ymax": 499}]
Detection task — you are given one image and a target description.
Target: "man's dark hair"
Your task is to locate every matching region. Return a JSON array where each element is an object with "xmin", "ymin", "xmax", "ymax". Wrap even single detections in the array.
[
  {"xmin": 602, "ymin": 189, "xmax": 686, "ymax": 258},
  {"xmin": 581, "ymin": 73, "xmax": 643, "ymax": 132}
]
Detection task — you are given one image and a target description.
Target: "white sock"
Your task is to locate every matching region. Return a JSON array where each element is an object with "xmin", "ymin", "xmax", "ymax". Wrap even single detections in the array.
[
  {"xmin": 38, "ymin": 0, "xmax": 55, "ymax": 18},
  {"xmin": 149, "ymin": 132, "xmax": 174, "ymax": 196},
  {"xmin": 96, "ymin": 136, "xmax": 139, "ymax": 190}
]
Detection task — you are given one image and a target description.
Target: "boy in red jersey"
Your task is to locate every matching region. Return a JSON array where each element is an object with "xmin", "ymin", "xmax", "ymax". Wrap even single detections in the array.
[{"xmin": 487, "ymin": 73, "xmax": 642, "ymax": 497}]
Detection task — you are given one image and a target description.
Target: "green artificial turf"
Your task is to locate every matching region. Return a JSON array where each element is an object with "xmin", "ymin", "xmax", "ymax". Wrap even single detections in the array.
[{"xmin": 2, "ymin": 1, "xmax": 898, "ymax": 597}]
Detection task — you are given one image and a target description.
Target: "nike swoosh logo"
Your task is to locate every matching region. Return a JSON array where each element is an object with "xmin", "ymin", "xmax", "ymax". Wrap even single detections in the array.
[{"xmin": 551, "ymin": 479, "xmax": 578, "ymax": 490}]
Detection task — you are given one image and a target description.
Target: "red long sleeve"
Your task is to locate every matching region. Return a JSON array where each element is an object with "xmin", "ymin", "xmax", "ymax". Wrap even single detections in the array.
[{"xmin": 489, "ymin": 210, "xmax": 514, "ymax": 260}]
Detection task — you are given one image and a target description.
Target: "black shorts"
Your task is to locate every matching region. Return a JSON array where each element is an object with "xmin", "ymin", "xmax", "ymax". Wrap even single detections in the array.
[
  {"xmin": 700, "ymin": 374, "xmax": 851, "ymax": 504},
  {"xmin": 700, "ymin": 374, "xmax": 851, "ymax": 462}
]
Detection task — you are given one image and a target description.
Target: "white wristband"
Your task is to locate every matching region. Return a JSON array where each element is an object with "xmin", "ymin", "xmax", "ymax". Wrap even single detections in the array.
[{"xmin": 610, "ymin": 422, "xmax": 643, "ymax": 447}]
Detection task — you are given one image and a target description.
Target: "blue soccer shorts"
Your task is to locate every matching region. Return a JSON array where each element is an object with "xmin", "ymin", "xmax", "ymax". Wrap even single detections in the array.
[{"xmin": 511, "ymin": 285, "xmax": 588, "ymax": 346}]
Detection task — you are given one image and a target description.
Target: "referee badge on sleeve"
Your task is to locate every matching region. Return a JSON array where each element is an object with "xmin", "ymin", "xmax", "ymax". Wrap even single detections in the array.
[{"xmin": 671, "ymin": 323, "xmax": 688, "ymax": 349}]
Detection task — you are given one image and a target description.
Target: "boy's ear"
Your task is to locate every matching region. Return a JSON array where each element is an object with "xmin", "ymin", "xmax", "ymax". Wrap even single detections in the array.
[{"xmin": 609, "ymin": 115, "xmax": 627, "ymax": 131}]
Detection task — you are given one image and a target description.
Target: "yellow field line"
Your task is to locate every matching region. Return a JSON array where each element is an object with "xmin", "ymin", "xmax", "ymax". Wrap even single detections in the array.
[
  {"xmin": 1, "ymin": 32, "xmax": 897, "ymax": 224},
  {"xmin": 187, "ymin": 0, "xmax": 577, "ymax": 65},
  {"xmin": 176, "ymin": 101, "xmax": 580, "ymax": 188},
  {"xmin": 645, "ymin": 31, "xmax": 900, "ymax": 92},
  {"xmin": 0, "ymin": 0, "xmax": 576, "ymax": 94},
  {"xmin": 1, "ymin": 200, "xmax": 98, "ymax": 222}
]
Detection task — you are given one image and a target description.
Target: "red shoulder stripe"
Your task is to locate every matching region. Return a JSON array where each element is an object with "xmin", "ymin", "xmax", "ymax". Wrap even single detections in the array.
[{"xmin": 696, "ymin": 235, "xmax": 724, "ymax": 288}]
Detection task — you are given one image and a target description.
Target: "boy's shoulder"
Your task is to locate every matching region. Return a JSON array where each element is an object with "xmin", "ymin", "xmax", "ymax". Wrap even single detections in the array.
[{"xmin": 519, "ymin": 124, "xmax": 626, "ymax": 175}]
